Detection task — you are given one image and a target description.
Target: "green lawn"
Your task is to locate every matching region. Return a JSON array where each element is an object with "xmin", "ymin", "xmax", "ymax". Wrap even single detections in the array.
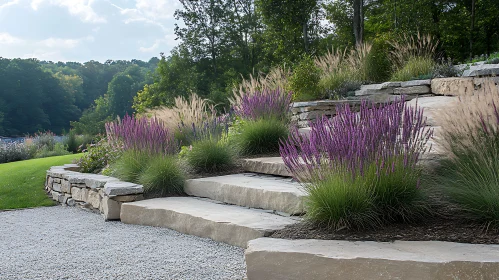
[{"xmin": 0, "ymin": 154, "xmax": 82, "ymax": 210}]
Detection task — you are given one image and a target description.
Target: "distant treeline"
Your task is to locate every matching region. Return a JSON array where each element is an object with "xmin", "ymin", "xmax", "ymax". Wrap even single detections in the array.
[{"xmin": 0, "ymin": 58, "xmax": 158, "ymax": 136}]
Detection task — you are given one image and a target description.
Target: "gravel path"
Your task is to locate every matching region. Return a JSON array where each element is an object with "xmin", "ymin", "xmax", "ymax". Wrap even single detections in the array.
[{"xmin": 0, "ymin": 206, "xmax": 246, "ymax": 280}]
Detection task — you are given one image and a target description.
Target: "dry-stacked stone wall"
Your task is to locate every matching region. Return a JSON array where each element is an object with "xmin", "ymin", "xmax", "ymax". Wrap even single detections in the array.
[
  {"xmin": 45, "ymin": 164, "xmax": 144, "ymax": 220},
  {"xmin": 292, "ymin": 74, "xmax": 499, "ymax": 127}
]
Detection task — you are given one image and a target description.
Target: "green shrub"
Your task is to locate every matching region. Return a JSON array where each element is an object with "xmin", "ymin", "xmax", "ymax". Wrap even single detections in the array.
[
  {"xmin": 138, "ymin": 154, "xmax": 185, "ymax": 197},
  {"xmin": 110, "ymin": 150, "xmax": 150, "ymax": 183},
  {"xmin": 365, "ymin": 38, "xmax": 392, "ymax": 83},
  {"xmin": 235, "ymin": 119, "xmax": 288, "ymax": 156},
  {"xmin": 391, "ymin": 56, "xmax": 435, "ymax": 81},
  {"xmin": 288, "ymin": 56, "xmax": 322, "ymax": 101},
  {"xmin": 186, "ymin": 138, "xmax": 235, "ymax": 172},
  {"xmin": 77, "ymin": 138, "xmax": 120, "ymax": 174},
  {"xmin": 34, "ymin": 142, "xmax": 70, "ymax": 158},
  {"xmin": 64, "ymin": 130, "xmax": 79, "ymax": 153}
]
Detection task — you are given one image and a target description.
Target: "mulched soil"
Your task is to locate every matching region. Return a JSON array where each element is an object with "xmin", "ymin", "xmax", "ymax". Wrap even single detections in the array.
[{"xmin": 271, "ymin": 194, "xmax": 499, "ymax": 244}]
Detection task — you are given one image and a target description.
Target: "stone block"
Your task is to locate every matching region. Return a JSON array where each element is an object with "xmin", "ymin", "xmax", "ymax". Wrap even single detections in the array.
[
  {"xmin": 184, "ymin": 174, "xmax": 305, "ymax": 215},
  {"xmin": 406, "ymin": 96, "xmax": 458, "ymax": 126},
  {"xmin": 246, "ymin": 238, "xmax": 499, "ymax": 280},
  {"xmin": 120, "ymin": 197, "xmax": 298, "ymax": 248},
  {"xmin": 111, "ymin": 194, "xmax": 144, "ymax": 203},
  {"xmin": 400, "ymin": 79, "xmax": 431, "ymax": 87},
  {"xmin": 61, "ymin": 180, "xmax": 71, "ymax": 193},
  {"xmin": 67, "ymin": 198, "xmax": 76, "ymax": 207},
  {"xmin": 85, "ymin": 175, "xmax": 119, "ymax": 189},
  {"xmin": 104, "ymin": 181, "xmax": 143, "ymax": 196},
  {"xmin": 431, "ymin": 77, "xmax": 474, "ymax": 96},
  {"xmin": 242, "ymin": 158, "xmax": 292, "ymax": 177},
  {"xmin": 101, "ymin": 196, "xmax": 122, "ymax": 221},
  {"xmin": 463, "ymin": 64, "xmax": 499, "ymax": 77},
  {"xmin": 298, "ymin": 111, "xmax": 335, "ymax": 120},
  {"xmin": 71, "ymin": 187, "xmax": 89, "ymax": 202},
  {"xmin": 51, "ymin": 191, "xmax": 63, "ymax": 202},
  {"xmin": 62, "ymin": 194, "xmax": 71, "ymax": 204},
  {"xmin": 394, "ymin": 85, "xmax": 431, "ymax": 95},
  {"xmin": 46, "ymin": 176, "xmax": 54, "ymax": 189},
  {"xmin": 87, "ymin": 190, "xmax": 101, "ymax": 209},
  {"xmin": 52, "ymin": 183, "xmax": 62, "ymax": 192}
]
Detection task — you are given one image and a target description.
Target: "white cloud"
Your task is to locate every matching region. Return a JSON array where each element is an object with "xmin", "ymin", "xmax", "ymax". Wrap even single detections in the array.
[
  {"xmin": 31, "ymin": 0, "xmax": 106, "ymax": 23},
  {"xmin": 0, "ymin": 32, "xmax": 24, "ymax": 45},
  {"xmin": 0, "ymin": 0, "xmax": 20, "ymax": 10},
  {"xmin": 37, "ymin": 35, "xmax": 94, "ymax": 49},
  {"xmin": 139, "ymin": 39, "xmax": 160, "ymax": 53},
  {"xmin": 112, "ymin": 0, "xmax": 180, "ymax": 31},
  {"xmin": 23, "ymin": 49, "xmax": 65, "ymax": 61}
]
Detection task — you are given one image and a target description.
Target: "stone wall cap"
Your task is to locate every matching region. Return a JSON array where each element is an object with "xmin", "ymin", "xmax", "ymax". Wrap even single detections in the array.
[
  {"xmin": 400, "ymin": 79, "xmax": 431, "ymax": 87},
  {"xmin": 104, "ymin": 181, "xmax": 144, "ymax": 196}
]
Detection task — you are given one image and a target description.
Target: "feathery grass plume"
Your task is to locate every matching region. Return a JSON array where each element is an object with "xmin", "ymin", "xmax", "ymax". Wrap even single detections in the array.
[
  {"xmin": 280, "ymin": 99, "xmax": 433, "ymax": 229},
  {"xmin": 435, "ymin": 83, "xmax": 499, "ymax": 226},
  {"xmin": 391, "ymin": 56, "xmax": 435, "ymax": 81},
  {"xmin": 231, "ymin": 66, "xmax": 291, "ymax": 106},
  {"xmin": 234, "ymin": 89, "xmax": 292, "ymax": 122},
  {"xmin": 389, "ymin": 33, "xmax": 438, "ymax": 70},
  {"xmin": 315, "ymin": 44, "xmax": 372, "ymax": 98},
  {"xmin": 105, "ymin": 114, "xmax": 177, "ymax": 155}
]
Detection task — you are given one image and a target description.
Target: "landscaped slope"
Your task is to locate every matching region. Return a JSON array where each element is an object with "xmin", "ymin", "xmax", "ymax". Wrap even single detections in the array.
[{"xmin": 0, "ymin": 154, "xmax": 81, "ymax": 210}]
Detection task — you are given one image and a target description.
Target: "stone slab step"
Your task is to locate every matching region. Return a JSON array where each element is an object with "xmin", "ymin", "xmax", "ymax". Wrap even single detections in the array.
[
  {"xmin": 185, "ymin": 173, "xmax": 305, "ymax": 215},
  {"xmin": 242, "ymin": 157, "xmax": 292, "ymax": 177},
  {"xmin": 120, "ymin": 197, "xmax": 299, "ymax": 248},
  {"xmin": 246, "ymin": 238, "xmax": 499, "ymax": 280}
]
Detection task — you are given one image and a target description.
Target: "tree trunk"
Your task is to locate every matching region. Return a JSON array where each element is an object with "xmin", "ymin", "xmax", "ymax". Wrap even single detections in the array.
[
  {"xmin": 353, "ymin": 0, "xmax": 364, "ymax": 45},
  {"xmin": 303, "ymin": 21, "xmax": 309, "ymax": 53},
  {"xmin": 469, "ymin": 0, "xmax": 476, "ymax": 60}
]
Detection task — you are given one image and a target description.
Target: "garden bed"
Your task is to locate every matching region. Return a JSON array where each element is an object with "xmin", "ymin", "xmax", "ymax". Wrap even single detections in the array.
[{"xmin": 272, "ymin": 195, "xmax": 499, "ymax": 244}]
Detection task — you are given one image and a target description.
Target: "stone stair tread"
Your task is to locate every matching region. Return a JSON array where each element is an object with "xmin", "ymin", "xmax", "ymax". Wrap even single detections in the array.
[
  {"xmin": 185, "ymin": 173, "xmax": 305, "ymax": 214},
  {"xmin": 120, "ymin": 197, "xmax": 299, "ymax": 248},
  {"xmin": 242, "ymin": 157, "xmax": 292, "ymax": 177}
]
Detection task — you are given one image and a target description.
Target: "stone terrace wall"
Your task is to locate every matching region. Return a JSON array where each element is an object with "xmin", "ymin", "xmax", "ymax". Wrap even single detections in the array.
[
  {"xmin": 292, "ymin": 76, "xmax": 499, "ymax": 127},
  {"xmin": 45, "ymin": 164, "xmax": 144, "ymax": 220}
]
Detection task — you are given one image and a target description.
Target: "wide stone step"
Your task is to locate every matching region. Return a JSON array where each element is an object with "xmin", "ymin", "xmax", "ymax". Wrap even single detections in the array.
[
  {"xmin": 242, "ymin": 157, "xmax": 292, "ymax": 177},
  {"xmin": 185, "ymin": 173, "xmax": 305, "ymax": 215},
  {"xmin": 246, "ymin": 238, "xmax": 499, "ymax": 280},
  {"xmin": 120, "ymin": 197, "xmax": 299, "ymax": 248}
]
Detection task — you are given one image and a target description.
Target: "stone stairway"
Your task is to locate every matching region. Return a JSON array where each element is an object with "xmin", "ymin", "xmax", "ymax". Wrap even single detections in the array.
[{"xmin": 120, "ymin": 157, "xmax": 304, "ymax": 248}]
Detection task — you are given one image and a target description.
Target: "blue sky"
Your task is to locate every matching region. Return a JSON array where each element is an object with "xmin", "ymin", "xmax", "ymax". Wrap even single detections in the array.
[{"xmin": 0, "ymin": 0, "xmax": 182, "ymax": 62}]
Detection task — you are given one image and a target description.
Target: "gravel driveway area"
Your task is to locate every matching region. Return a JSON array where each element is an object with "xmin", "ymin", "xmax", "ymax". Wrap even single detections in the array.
[{"xmin": 0, "ymin": 206, "xmax": 246, "ymax": 280}]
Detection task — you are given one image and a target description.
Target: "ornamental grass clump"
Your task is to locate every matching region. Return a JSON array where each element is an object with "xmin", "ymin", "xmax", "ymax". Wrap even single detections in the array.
[
  {"xmin": 233, "ymin": 89, "xmax": 292, "ymax": 156},
  {"xmin": 280, "ymin": 99, "xmax": 432, "ymax": 230},
  {"xmin": 435, "ymin": 84, "xmax": 499, "ymax": 226},
  {"xmin": 184, "ymin": 115, "xmax": 236, "ymax": 173}
]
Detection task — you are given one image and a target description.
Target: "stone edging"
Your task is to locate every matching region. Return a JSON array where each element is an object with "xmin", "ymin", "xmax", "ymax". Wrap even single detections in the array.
[
  {"xmin": 45, "ymin": 164, "xmax": 144, "ymax": 220},
  {"xmin": 245, "ymin": 238, "xmax": 499, "ymax": 280}
]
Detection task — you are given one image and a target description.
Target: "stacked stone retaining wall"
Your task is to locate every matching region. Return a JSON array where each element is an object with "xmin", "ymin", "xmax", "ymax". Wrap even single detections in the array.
[
  {"xmin": 45, "ymin": 164, "xmax": 144, "ymax": 220},
  {"xmin": 292, "ymin": 75, "xmax": 499, "ymax": 127}
]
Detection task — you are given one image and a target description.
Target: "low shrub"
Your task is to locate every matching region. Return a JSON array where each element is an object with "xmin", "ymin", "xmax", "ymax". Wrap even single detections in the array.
[
  {"xmin": 186, "ymin": 138, "xmax": 235, "ymax": 172},
  {"xmin": 391, "ymin": 56, "xmax": 435, "ymax": 81},
  {"xmin": 280, "ymin": 99, "xmax": 432, "ymax": 230},
  {"xmin": 138, "ymin": 154, "xmax": 185, "ymax": 197},
  {"xmin": 432, "ymin": 57, "xmax": 463, "ymax": 78},
  {"xmin": 34, "ymin": 142, "xmax": 70, "ymax": 158},
  {"xmin": 435, "ymin": 85, "xmax": 499, "ymax": 225},
  {"xmin": 236, "ymin": 118, "xmax": 289, "ymax": 156},
  {"xmin": 0, "ymin": 141, "xmax": 33, "ymax": 164},
  {"xmin": 76, "ymin": 137, "xmax": 120, "ymax": 174},
  {"xmin": 288, "ymin": 56, "xmax": 323, "ymax": 101},
  {"xmin": 31, "ymin": 131, "xmax": 56, "ymax": 152},
  {"xmin": 110, "ymin": 150, "xmax": 150, "ymax": 183},
  {"xmin": 64, "ymin": 130, "xmax": 94, "ymax": 153},
  {"xmin": 365, "ymin": 38, "xmax": 392, "ymax": 83}
]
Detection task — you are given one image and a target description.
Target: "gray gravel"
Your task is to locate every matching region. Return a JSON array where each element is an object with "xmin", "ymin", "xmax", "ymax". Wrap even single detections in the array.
[{"xmin": 0, "ymin": 206, "xmax": 246, "ymax": 280}]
